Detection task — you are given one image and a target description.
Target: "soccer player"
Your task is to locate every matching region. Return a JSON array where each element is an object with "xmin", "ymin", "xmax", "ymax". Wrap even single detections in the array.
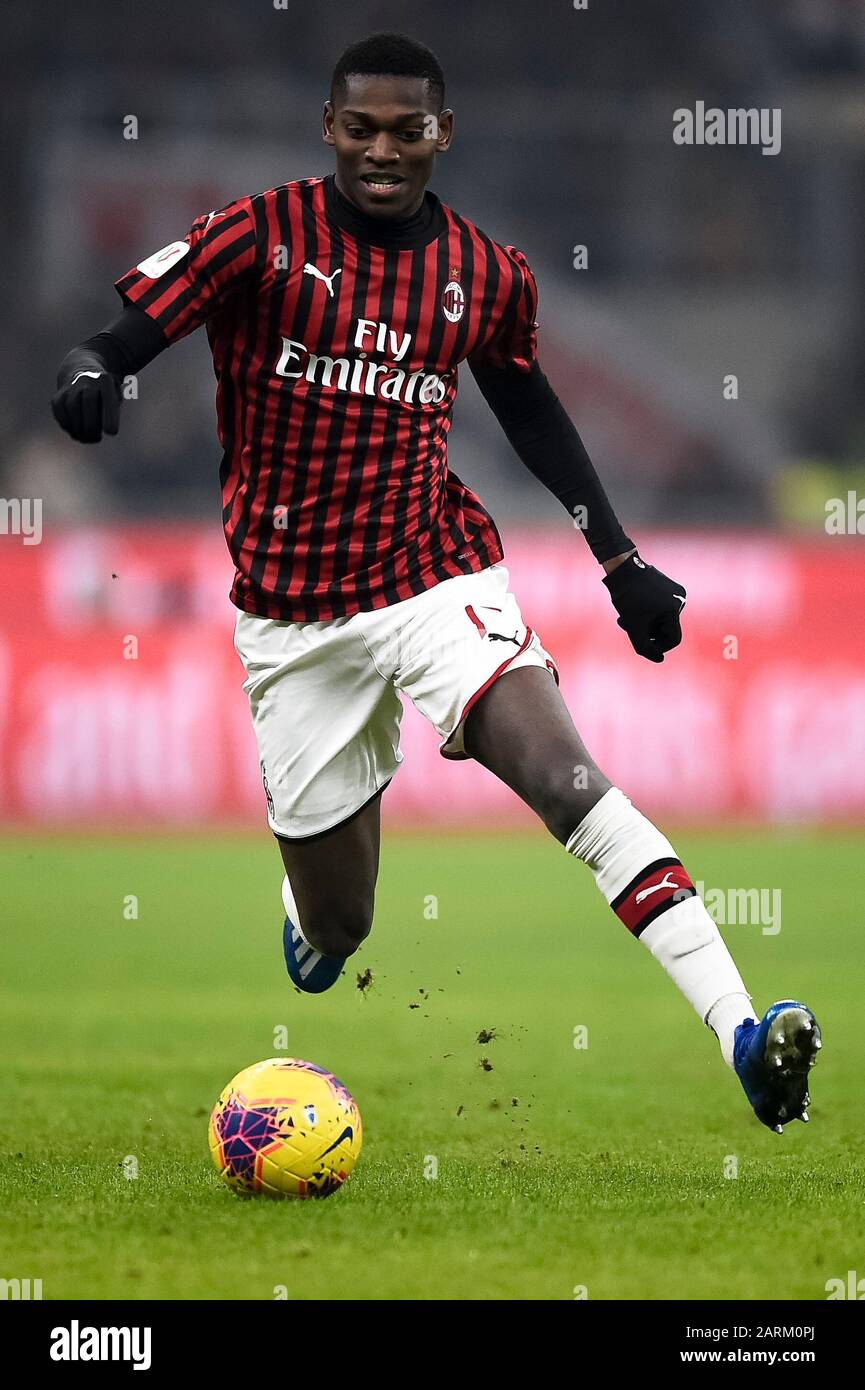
[{"xmin": 52, "ymin": 32, "xmax": 820, "ymax": 1131}]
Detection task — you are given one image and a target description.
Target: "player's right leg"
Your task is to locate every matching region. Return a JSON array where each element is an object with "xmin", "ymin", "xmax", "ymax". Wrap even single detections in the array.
[{"xmin": 233, "ymin": 609, "xmax": 403, "ymax": 994}]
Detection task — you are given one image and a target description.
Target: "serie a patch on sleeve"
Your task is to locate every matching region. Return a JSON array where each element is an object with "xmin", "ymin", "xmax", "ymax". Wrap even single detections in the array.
[{"xmin": 136, "ymin": 240, "xmax": 190, "ymax": 278}]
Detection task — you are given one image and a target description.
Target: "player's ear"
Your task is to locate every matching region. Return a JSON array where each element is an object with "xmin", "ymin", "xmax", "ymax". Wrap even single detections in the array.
[
  {"xmin": 435, "ymin": 109, "xmax": 454, "ymax": 153},
  {"xmin": 322, "ymin": 100, "xmax": 335, "ymax": 146}
]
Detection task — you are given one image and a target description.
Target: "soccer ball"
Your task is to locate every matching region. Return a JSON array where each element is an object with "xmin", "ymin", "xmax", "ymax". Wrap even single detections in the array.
[{"xmin": 208, "ymin": 1057, "xmax": 362, "ymax": 1199}]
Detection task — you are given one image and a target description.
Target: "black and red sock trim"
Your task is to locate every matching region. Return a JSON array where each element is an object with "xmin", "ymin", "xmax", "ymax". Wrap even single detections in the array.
[{"xmin": 610, "ymin": 857, "xmax": 696, "ymax": 937}]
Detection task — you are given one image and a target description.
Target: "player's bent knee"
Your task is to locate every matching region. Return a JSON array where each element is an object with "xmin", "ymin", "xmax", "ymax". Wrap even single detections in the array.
[
  {"xmin": 539, "ymin": 774, "xmax": 610, "ymax": 846},
  {"xmin": 301, "ymin": 901, "xmax": 374, "ymax": 958}
]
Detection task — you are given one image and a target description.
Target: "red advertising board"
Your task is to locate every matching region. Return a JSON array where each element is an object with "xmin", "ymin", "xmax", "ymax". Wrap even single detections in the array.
[{"xmin": 1, "ymin": 527, "xmax": 863, "ymax": 827}]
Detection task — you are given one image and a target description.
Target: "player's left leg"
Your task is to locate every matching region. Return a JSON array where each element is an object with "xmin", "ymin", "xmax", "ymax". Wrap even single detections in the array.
[{"xmin": 463, "ymin": 666, "xmax": 821, "ymax": 1131}]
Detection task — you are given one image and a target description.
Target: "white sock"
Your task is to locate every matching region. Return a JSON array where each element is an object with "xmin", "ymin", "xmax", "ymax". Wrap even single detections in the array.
[
  {"xmin": 281, "ymin": 873, "xmax": 303, "ymax": 929},
  {"xmin": 281, "ymin": 874, "xmax": 326, "ymax": 977},
  {"xmin": 565, "ymin": 788, "xmax": 755, "ymax": 1068},
  {"xmin": 706, "ymin": 992, "xmax": 757, "ymax": 1068}
]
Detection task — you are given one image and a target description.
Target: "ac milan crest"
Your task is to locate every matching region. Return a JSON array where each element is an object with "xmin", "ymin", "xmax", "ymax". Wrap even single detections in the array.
[{"xmin": 442, "ymin": 279, "xmax": 465, "ymax": 323}]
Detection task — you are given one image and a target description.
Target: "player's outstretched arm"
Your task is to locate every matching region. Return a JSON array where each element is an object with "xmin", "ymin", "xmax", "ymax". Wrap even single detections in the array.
[
  {"xmin": 469, "ymin": 357, "xmax": 687, "ymax": 662},
  {"xmin": 52, "ymin": 305, "xmax": 168, "ymax": 443}
]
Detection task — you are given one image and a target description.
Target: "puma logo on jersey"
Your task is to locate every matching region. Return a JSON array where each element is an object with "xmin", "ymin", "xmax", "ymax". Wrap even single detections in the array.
[
  {"xmin": 487, "ymin": 631, "xmax": 521, "ymax": 646},
  {"xmin": 204, "ymin": 210, "xmax": 226, "ymax": 229},
  {"xmin": 634, "ymin": 871, "xmax": 680, "ymax": 905},
  {"xmin": 303, "ymin": 263, "xmax": 343, "ymax": 297}
]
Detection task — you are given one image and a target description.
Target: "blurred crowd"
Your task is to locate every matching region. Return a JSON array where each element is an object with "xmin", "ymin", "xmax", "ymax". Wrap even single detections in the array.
[{"xmin": 2, "ymin": 0, "xmax": 865, "ymax": 528}]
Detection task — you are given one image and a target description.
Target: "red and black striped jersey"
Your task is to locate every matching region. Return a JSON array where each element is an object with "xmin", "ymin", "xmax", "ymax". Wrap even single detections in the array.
[{"xmin": 115, "ymin": 175, "xmax": 539, "ymax": 620}]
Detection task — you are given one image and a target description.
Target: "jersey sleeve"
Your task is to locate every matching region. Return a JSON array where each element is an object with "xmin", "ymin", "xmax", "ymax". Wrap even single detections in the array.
[
  {"xmin": 468, "ymin": 245, "xmax": 539, "ymax": 374},
  {"xmin": 114, "ymin": 195, "xmax": 259, "ymax": 343}
]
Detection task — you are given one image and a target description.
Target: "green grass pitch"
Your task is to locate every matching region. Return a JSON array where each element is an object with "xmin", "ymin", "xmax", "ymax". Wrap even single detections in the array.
[{"xmin": 1, "ymin": 827, "xmax": 862, "ymax": 1301}]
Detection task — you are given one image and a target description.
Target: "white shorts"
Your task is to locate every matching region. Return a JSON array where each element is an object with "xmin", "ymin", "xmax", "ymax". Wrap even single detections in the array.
[{"xmin": 234, "ymin": 562, "xmax": 559, "ymax": 839}]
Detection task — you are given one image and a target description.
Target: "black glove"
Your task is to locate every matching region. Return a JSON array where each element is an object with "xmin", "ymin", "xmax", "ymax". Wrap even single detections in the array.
[
  {"xmin": 603, "ymin": 553, "xmax": 686, "ymax": 663},
  {"xmin": 51, "ymin": 350, "xmax": 121, "ymax": 443}
]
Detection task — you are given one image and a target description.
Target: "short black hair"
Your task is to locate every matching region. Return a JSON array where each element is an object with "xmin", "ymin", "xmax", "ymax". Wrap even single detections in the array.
[{"xmin": 331, "ymin": 32, "xmax": 445, "ymax": 110}]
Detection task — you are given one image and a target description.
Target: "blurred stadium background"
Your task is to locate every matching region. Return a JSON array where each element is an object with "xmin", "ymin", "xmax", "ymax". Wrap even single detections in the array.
[{"xmin": 1, "ymin": 0, "xmax": 865, "ymax": 831}]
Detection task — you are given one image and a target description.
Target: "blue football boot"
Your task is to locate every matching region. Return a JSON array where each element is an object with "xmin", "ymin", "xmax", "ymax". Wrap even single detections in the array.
[
  {"xmin": 280, "ymin": 876, "xmax": 345, "ymax": 994},
  {"xmin": 282, "ymin": 916, "xmax": 345, "ymax": 993},
  {"xmin": 734, "ymin": 1001, "xmax": 822, "ymax": 1132}
]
